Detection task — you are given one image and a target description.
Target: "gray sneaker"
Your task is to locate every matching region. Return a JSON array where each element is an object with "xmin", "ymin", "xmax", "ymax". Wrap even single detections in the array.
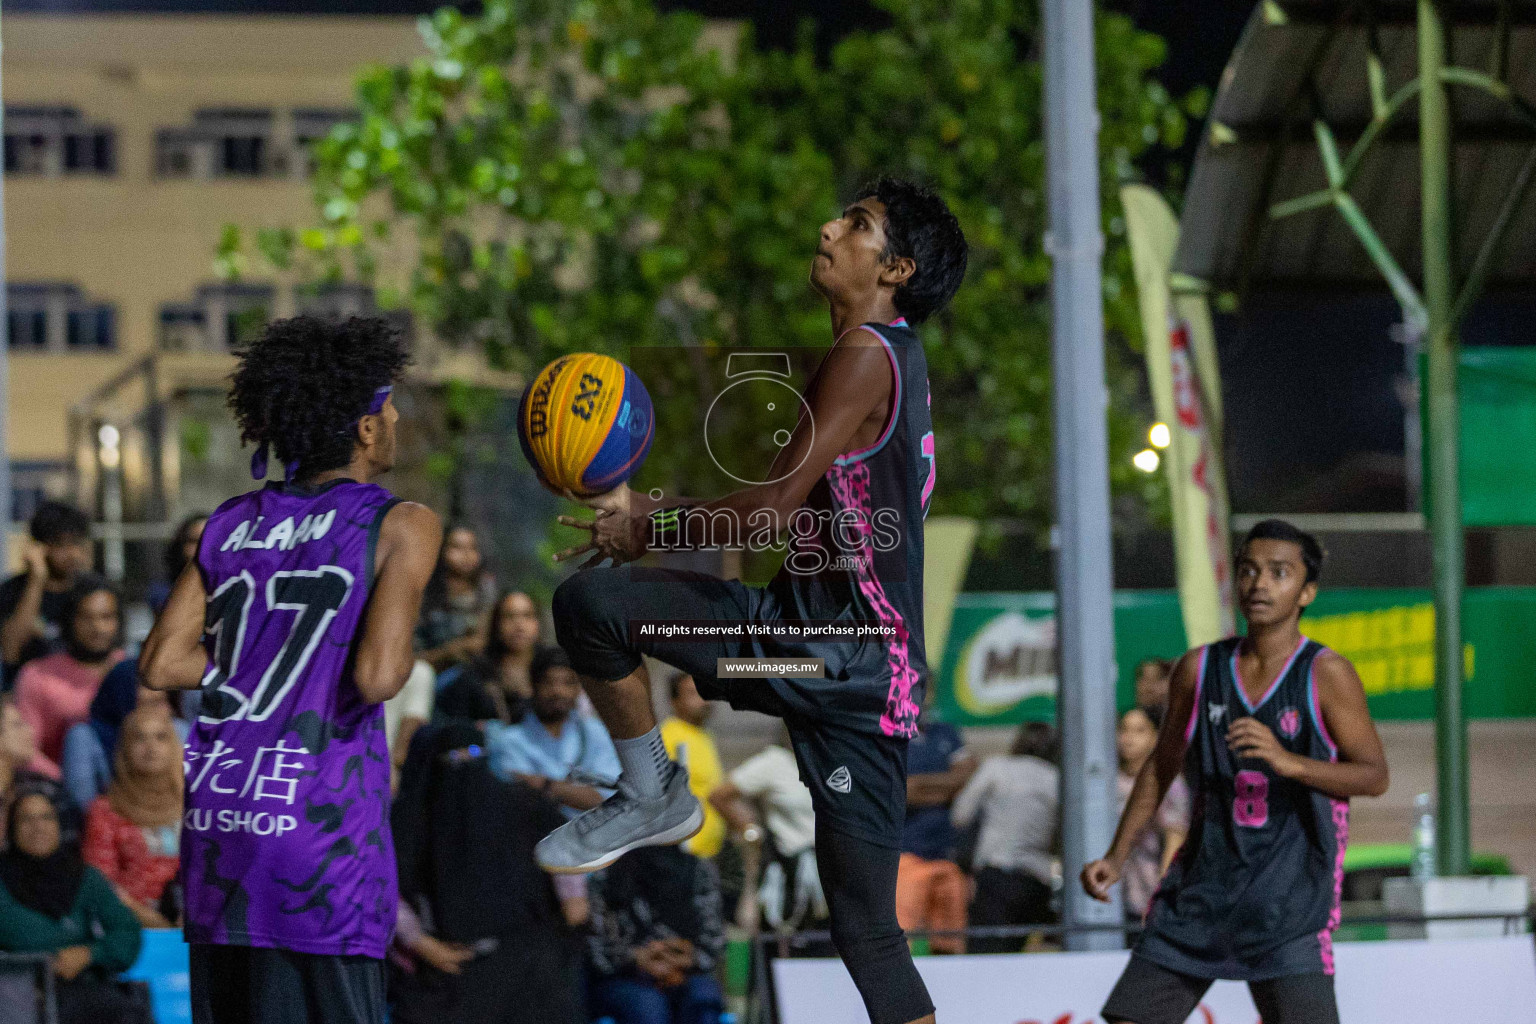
[{"xmin": 535, "ymin": 765, "xmax": 703, "ymax": 874}]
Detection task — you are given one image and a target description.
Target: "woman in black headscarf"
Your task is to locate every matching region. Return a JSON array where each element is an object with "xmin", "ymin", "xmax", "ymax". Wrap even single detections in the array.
[
  {"xmin": 389, "ymin": 723, "xmax": 585, "ymax": 1024},
  {"xmin": 0, "ymin": 784, "xmax": 147, "ymax": 1024}
]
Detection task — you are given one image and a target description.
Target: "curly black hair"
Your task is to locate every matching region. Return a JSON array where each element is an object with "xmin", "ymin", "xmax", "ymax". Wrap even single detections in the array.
[
  {"xmin": 29, "ymin": 500, "xmax": 89, "ymax": 545},
  {"xmin": 228, "ymin": 315, "xmax": 410, "ymax": 480},
  {"xmin": 853, "ymin": 177, "xmax": 969, "ymax": 324}
]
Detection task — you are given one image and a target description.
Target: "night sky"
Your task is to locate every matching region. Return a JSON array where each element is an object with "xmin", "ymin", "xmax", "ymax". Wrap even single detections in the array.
[{"xmin": 15, "ymin": 0, "xmax": 1520, "ymax": 516}]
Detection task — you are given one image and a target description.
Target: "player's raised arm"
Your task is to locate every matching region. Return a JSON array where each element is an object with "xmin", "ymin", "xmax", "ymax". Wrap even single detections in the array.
[
  {"xmin": 141, "ymin": 561, "xmax": 210, "ymax": 691},
  {"xmin": 1082, "ymin": 648, "xmax": 1200, "ymax": 902},
  {"xmin": 352, "ymin": 501, "xmax": 442, "ymax": 704},
  {"xmin": 557, "ymin": 335, "xmax": 894, "ymax": 565}
]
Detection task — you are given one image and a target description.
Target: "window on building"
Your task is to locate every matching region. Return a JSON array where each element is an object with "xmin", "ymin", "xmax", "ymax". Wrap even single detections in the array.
[
  {"xmin": 155, "ymin": 109, "xmax": 275, "ymax": 179},
  {"xmin": 10, "ymin": 462, "xmax": 69, "ymax": 525},
  {"xmin": 296, "ymin": 283, "xmax": 377, "ymax": 319},
  {"xmin": 292, "ymin": 108, "xmax": 356, "ymax": 176},
  {"xmin": 7, "ymin": 284, "xmax": 116, "ymax": 352},
  {"xmin": 158, "ymin": 284, "xmax": 274, "ymax": 352},
  {"xmin": 5, "ymin": 107, "xmax": 115, "ymax": 176}
]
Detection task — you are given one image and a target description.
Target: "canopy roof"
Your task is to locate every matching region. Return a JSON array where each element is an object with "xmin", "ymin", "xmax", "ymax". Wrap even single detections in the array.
[{"xmin": 1173, "ymin": 0, "xmax": 1536, "ymax": 292}]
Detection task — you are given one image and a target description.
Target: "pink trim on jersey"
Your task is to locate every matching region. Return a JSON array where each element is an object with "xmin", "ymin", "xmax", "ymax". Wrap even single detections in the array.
[
  {"xmin": 888, "ymin": 317, "xmax": 909, "ymax": 326},
  {"xmin": 1185, "ymin": 645, "xmax": 1209, "ymax": 744},
  {"xmin": 1308, "ymin": 654, "xmax": 1339, "ymax": 758},
  {"xmin": 1319, "ymin": 797, "xmax": 1350, "ymax": 974},
  {"xmin": 1231, "ymin": 635, "xmax": 1308, "ymax": 713},
  {"xmin": 834, "ymin": 326, "xmax": 902, "ymax": 467},
  {"xmin": 825, "ymin": 461, "xmax": 920, "ymax": 738}
]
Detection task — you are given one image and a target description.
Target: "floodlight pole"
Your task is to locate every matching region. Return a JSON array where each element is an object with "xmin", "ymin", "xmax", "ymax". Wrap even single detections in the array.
[
  {"xmin": 1042, "ymin": 0, "xmax": 1123, "ymax": 947},
  {"xmin": 1418, "ymin": 0, "xmax": 1470, "ymax": 877}
]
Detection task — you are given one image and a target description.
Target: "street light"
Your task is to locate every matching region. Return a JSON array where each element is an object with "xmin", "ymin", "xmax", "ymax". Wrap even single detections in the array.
[
  {"xmin": 1133, "ymin": 448, "xmax": 1160, "ymax": 473},
  {"xmin": 1149, "ymin": 422, "xmax": 1171, "ymax": 449}
]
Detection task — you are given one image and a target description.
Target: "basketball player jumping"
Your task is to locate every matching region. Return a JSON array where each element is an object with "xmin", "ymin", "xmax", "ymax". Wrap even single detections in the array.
[
  {"xmin": 143, "ymin": 316, "xmax": 441, "ymax": 1024},
  {"xmin": 540, "ymin": 178, "xmax": 966, "ymax": 1024},
  {"xmin": 1082, "ymin": 520, "xmax": 1389, "ymax": 1024}
]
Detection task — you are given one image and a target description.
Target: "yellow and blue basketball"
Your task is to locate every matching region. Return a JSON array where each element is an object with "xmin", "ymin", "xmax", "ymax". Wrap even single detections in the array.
[{"xmin": 517, "ymin": 353, "xmax": 655, "ymax": 497}]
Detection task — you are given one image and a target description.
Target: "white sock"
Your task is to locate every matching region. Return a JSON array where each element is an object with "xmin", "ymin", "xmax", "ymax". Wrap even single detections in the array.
[{"xmin": 613, "ymin": 727, "xmax": 671, "ymax": 799}]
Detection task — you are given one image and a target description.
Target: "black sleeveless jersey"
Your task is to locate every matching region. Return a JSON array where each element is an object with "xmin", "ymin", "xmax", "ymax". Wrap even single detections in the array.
[
  {"xmin": 1137, "ymin": 636, "xmax": 1350, "ymax": 981},
  {"xmin": 767, "ymin": 319, "xmax": 934, "ymax": 739}
]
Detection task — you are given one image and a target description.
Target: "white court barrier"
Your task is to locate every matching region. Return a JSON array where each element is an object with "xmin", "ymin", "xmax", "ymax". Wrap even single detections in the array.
[{"xmin": 772, "ymin": 935, "xmax": 1536, "ymax": 1024}]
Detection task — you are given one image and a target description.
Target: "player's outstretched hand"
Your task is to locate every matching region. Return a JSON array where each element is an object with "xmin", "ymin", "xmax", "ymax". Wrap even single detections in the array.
[
  {"xmin": 553, "ymin": 485, "xmax": 654, "ymax": 568},
  {"xmin": 1081, "ymin": 857, "xmax": 1121, "ymax": 903}
]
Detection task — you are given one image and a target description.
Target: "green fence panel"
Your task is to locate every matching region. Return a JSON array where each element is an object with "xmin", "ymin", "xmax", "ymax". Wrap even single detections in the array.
[{"xmin": 935, "ymin": 588, "xmax": 1536, "ymax": 725}]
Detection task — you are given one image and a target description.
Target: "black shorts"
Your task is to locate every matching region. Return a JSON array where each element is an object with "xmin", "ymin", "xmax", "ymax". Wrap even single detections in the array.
[
  {"xmin": 553, "ymin": 566, "xmax": 908, "ymax": 848},
  {"xmin": 1102, "ymin": 954, "xmax": 1338, "ymax": 1024},
  {"xmin": 189, "ymin": 944, "xmax": 385, "ymax": 1024}
]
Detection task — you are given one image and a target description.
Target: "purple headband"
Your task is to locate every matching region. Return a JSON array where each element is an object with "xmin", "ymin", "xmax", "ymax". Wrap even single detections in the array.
[{"xmin": 250, "ymin": 385, "xmax": 396, "ymax": 481}]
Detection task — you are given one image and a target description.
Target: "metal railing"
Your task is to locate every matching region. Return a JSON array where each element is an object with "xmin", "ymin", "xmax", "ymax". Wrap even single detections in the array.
[{"xmin": 0, "ymin": 953, "xmax": 56, "ymax": 1024}]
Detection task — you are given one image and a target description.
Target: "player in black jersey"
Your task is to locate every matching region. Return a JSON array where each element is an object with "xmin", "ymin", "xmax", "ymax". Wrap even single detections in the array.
[
  {"xmin": 1083, "ymin": 520, "xmax": 1389, "ymax": 1024},
  {"xmin": 537, "ymin": 178, "xmax": 966, "ymax": 1024}
]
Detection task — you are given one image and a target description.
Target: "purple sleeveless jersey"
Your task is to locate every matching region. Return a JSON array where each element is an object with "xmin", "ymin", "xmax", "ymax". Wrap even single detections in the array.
[{"xmin": 184, "ymin": 479, "xmax": 401, "ymax": 958}]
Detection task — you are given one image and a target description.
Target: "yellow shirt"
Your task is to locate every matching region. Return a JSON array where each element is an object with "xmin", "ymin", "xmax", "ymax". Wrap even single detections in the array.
[{"xmin": 660, "ymin": 717, "xmax": 727, "ymax": 858}]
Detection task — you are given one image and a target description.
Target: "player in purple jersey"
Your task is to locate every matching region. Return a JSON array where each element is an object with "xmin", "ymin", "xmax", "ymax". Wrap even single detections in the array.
[
  {"xmin": 540, "ymin": 179, "xmax": 966, "ymax": 1024},
  {"xmin": 143, "ymin": 315, "xmax": 441, "ymax": 1024},
  {"xmin": 1082, "ymin": 520, "xmax": 1389, "ymax": 1024}
]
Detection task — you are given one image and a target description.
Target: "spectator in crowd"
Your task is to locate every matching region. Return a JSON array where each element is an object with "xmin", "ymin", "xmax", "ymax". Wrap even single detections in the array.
[
  {"xmin": 896, "ymin": 711, "xmax": 977, "ymax": 954},
  {"xmin": 952, "ymin": 722, "xmax": 1060, "ymax": 953},
  {"xmin": 0, "ymin": 500, "xmax": 94, "ymax": 679},
  {"xmin": 587, "ymin": 845, "xmax": 725, "ymax": 1024},
  {"xmin": 416, "ymin": 524, "xmax": 498, "ymax": 670},
  {"xmin": 61, "ymin": 660, "xmax": 189, "ymax": 811},
  {"xmin": 659, "ymin": 672, "xmax": 725, "ymax": 860},
  {"xmin": 146, "ymin": 514, "xmax": 208, "ymax": 616},
  {"xmin": 1115, "ymin": 705, "xmax": 1190, "ymax": 919},
  {"xmin": 0, "ymin": 697, "xmax": 59, "ymax": 834},
  {"xmin": 0, "ymin": 784, "xmax": 147, "ymax": 1024},
  {"xmin": 390, "ymin": 722, "xmax": 585, "ymax": 1024},
  {"xmin": 1134, "ymin": 657, "xmax": 1173, "ymax": 718},
  {"xmin": 386, "ymin": 660, "xmax": 437, "ymax": 794},
  {"xmin": 484, "ymin": 646, "xmax": 620, "ymax": 817},
  {"xmin": 83, "ymin": 705, "xmax": 184, "ymax": 929},
  {"xmin": 14, "ymin": 576, "xmax": 125, "ymax": 770},
  {"xmin": 711, "ymin": 725, "xmax": 826, "ymax": 937},
  {"xmin": 435, "ymin": 590, "xmax": 541, "ymax": 724}
]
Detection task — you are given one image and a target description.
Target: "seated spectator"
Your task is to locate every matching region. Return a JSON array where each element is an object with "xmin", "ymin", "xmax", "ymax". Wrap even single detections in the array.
[
  {"xmin": 386, "ymin": 660, "xmax": 436, "ymax": 793},
  {"xmin": 897, "ymin": 710, "xmax": 977, "ymax": 954},
  {"xmin": 587, "ymin": 845, "xmax": 725, "ymax": 1024},
  {"xmin": 1117, "ymin": 706, "xmax": 1190, "ymax": 918},
  {"xmin": 0, "ymin": 785, "xmax": 147, "ymax": 1024},
  {"xmin": 416, "ymin": 524, "xmax": 497, "ymax": 671},
  {"xmin": 61, "ymin": 660, "xmax": 189, "ymax": 810},
  {"xmin": 435, "ymin": 590, "xmax": 540, "ymax": 724},
  {"xmin": 83, "ymin": 706, "xmax": 183, "ymax": 929},
  {"xmin": 659, "ymin": 672, "xmax": 725, "ymax": 859},
  {"xmin": 14, "ymin": 576, "xmax": 125, "ymax": 770},
  {"xmin": 484, "ymin": 647, "xmax": 620, "ymax": 817},
  {"xmin": 952, "ymin": 722, "xmax": 1060, "ymax": 953},
  {"xmin": 1, "ymin": 697, "xmax": 59, "ymax": 841},
  {"xmin": 145, "ymin": 513, "xmax": 207, "ymax": 616},
  {"xmin": 0, "ymin": 501, "xmax": 94, "ymax": 681},
  {"xmin": 1134, "ymin": 657, "xmax": 1173, "ymax": 718},
  {"xmin": 390, "ymin": 722, "xmax": 585, "ymax": 1024},
  {"xmin": 710, "ymin": 725, "xmax": 826, "ymax": 936}
]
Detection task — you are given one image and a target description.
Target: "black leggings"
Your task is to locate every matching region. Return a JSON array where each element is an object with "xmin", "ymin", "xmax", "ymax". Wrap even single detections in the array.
[{"xmin": 815, "ymin": 824, "xmax": 934, "ymax": 1024}]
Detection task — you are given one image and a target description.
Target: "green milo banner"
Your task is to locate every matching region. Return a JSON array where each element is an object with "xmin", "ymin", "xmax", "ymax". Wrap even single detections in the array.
[{"xmin": 935, "ymin": 588, "xmax": 1536, "ymax": 726}]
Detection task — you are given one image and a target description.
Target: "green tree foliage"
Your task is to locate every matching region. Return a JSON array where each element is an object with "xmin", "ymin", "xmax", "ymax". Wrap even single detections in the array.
[{"xmin": 222, "ymin": 0, "xmax": 1199, "ymax": 528}]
